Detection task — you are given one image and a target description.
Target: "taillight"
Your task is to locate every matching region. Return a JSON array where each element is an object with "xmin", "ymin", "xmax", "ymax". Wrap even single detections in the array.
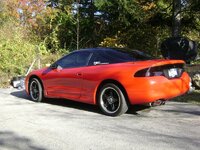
[
  {"xmin": 134, "ymin": 63, "xmax": 184, "ymax": 78},
  {"xmin": 134, "ymin": 67, "xmax": 164, "ymax": 77},
  {"xmin": 134, "ymin": 68, "xmax": 149, "ymax": 77}
]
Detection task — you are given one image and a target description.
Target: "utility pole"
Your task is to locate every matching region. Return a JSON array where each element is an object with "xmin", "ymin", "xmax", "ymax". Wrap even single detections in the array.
[
  {"xmin": 76, "ymin": 0, "xmax": 80, "ymax": 50},
  {"xmin": 172, "ymin": 0, "xmax": 182, "ymax": 37}
]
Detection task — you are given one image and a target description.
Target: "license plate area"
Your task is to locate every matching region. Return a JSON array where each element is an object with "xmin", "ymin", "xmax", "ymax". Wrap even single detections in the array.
[{"xmin": 168, "ymin": 68, "xmax": 178, "ymax": 78}]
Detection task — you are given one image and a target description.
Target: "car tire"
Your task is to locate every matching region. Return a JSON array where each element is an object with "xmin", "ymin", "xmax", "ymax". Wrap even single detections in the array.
[
  {"xmin": 98, "ymin": 83, "xmax": 128, "ymax": 116},
  {"xmin": 29, "ymin": 78, "xmax": 43, "ymax": 102}
]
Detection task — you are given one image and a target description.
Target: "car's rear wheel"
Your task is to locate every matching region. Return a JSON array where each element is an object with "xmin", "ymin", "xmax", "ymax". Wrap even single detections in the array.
[
  {"xmin": 98, "ymin": 83, "xmax": 128, "ymax": 116},
  {"xmin": 29, "ymin": 78, "xmax": 43, "ymax": 102}
]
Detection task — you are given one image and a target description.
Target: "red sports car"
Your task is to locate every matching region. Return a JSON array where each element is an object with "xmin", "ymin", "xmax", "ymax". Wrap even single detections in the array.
[{"xmin": 25, "ymin": 48, "xmax": 190, "ymax": 116}]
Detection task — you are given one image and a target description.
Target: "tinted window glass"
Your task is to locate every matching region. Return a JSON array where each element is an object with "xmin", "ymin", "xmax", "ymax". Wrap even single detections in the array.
[
  {"xmin": 88, "ymin": 53, "xmax": 110, "ymax": 65},
  {"xmin": 104, "ymin": 50, "xmax": 134, "ymax": 62},
  {"xmin": 55, "ymin": 51, "xmax": 91, "ymax": 68},
  {"xmin": 104, "ymin": 49, "xmax": 153, "ymax": 62}
]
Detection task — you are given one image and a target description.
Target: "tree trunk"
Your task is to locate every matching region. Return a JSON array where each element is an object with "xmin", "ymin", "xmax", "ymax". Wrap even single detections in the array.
[
  {"xmin": 172, "ymin": 0, "xmax": 181, "ymax": 37},
  {"xmin": 89, "ymin": 0, "xmax": 95, "ymax": 47}
]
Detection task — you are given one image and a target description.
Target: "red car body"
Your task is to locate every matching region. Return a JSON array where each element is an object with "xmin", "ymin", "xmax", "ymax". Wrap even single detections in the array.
[{"xmin": 25, "ymin": 49, "xmax": 190, "ymax": 106}]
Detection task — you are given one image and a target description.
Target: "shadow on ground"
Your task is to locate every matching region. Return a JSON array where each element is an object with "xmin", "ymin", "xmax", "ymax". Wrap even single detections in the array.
[
  {"xmin": 160, "ymin": 108, "xmax": 200, "ymax": 116},
  {"xmin": 0, "ymin": 131, "xmax": 46, "ymax": 150},
  {"xmin": 11, "ymin": 90, "xmax": 151, "ymax": 115},
  {"xmin": 10, "ymin": 90, "xmax": 30, "ymax": 100}
]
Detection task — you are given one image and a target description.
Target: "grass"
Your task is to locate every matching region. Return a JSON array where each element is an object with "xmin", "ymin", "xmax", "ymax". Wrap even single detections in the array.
[{"xmin": 172, "ymin": 90, "xmax": 200, "ymax": 105}]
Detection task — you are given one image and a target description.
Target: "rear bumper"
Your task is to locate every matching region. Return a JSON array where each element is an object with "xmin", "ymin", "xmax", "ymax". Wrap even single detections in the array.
[{"xmin": 127, "ymin": 72, "xmax": 190, "ymax": 105}]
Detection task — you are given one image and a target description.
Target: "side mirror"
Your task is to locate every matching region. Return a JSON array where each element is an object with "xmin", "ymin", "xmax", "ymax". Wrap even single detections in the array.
[{"xmin": 50, "ymin": 63, "xmax": 58, "ymax": 69}]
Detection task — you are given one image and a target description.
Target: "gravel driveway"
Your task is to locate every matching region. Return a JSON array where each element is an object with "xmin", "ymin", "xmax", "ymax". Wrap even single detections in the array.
[{"xmin": 0, "ymin": 88, "xmax": 200, "ymax": 150}]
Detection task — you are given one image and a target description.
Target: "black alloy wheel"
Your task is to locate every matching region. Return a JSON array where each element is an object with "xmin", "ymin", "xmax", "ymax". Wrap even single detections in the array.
[
  {"xmin": 29, "ymin": 78, "xmax": 43, "ymax": 102},
  {"xmin": 98, "ymin": 83, "xmax": 128, "ymax": 116}
]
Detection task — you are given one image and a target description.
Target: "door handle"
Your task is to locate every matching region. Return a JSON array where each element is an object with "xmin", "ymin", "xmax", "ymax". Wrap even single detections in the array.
[{"xmin": 76, "ymin": 73, "xmax": 82, "ymax": 76}]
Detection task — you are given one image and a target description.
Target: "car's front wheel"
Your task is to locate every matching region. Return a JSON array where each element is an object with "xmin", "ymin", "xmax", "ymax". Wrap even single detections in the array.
[
  {"xmin": 98, "ymin": 83, "xmax": 128, "ymax": 116},
  {"xmin": 29, "ymin": 78, "xmax": 43, "ymax": 102}
]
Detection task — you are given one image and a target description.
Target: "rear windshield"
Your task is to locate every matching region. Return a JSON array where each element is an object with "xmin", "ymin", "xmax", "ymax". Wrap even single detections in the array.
[{"xmin": 103, "ymin": 48, "xmax": 153, "ymax": 63}]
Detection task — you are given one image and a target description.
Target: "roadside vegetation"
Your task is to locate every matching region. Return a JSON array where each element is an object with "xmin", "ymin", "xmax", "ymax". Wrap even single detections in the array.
[
  {"xmin": 172, "ymin": 90, "xmax": 200, "ymax": 105},
  {"xmin": 0, "ymin": 0, "xmax": 200, "ymax": 97}
]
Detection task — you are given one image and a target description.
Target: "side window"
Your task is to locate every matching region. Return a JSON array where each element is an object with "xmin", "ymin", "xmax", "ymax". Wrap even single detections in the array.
[
  {"xmin": 76, "ymin": 52, "xmax": 91, "ymax": 67},
  {"xmin": 89, "ymin": 53, "xmax": 110, "ymax": 66},
  {"xmin": 106, "ymin": 51, "xmax": 134, "ymax": 62},
  {"xmin": 56, "ymin": 52, "xmax": 91, "ymax": 68},
  {"xmin": 56, "ymin": 53, "xmax": 77, "ymax": 68}
]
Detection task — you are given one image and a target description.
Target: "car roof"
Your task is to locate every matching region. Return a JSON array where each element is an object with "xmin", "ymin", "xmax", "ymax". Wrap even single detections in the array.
[
  {"xmin": 76, "ymin": 47, "xmax": 153, "ymax": 60},
  {"xmin": 77, "ymin": 47, "xmax": 143, "ymax": 54},
  {"xmin": 77, "ymin": 47, "xmax": 114, "ymax": 53}
]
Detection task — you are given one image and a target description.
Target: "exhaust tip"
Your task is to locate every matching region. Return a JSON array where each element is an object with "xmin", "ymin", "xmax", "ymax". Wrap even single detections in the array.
[{"xmin": 151, "ymin": 99, "xmax": 166, "ymax": 107}]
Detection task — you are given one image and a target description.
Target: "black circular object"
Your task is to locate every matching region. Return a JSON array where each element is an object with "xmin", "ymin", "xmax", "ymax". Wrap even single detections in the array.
[
  {"xmin": 98, "ymin": 83, "xmax": 128, "ymax": 116},
  {"xmin": 160, "ymin": 37, "xmax": 198, "ymax": 64}
]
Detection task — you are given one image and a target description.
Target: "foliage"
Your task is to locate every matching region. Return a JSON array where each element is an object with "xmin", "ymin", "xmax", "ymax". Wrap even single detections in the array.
[
  {"xmin": 0, "ymin": 0, "xmax": 200, "ymax": 87},
  {"xmin": 0, "ymin": 0, "xmax": 54, "ymax": 87},
  {"xmin": 172, "ymin": 90, "xmax": 200, "ymax": 105},
  {"xmin": 0, "ymin": 19, "xmax": 35, "ymax": 85},
  {"xmin": 99, "ymin": 36, "xmax": 126, "ymax": 48},
  {"xmin": 9, "ymin": 0, "xmax": 197, "ymax": 56}
]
